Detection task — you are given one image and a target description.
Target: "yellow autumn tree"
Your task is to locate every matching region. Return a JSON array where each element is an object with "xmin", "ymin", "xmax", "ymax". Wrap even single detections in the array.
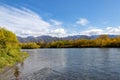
[{"xmin": 0, "ymin": 28, "xmax": 28, "ymax": 71}]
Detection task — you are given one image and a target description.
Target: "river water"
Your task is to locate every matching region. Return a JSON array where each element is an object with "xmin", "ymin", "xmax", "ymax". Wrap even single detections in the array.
[{"xmin": 1, "ymin": 48, "xmax": 120, "ymax": 80}]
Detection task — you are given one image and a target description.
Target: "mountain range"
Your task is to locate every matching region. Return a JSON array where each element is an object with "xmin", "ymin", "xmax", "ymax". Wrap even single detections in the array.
[{"xmin": 17, "ymin": 35, "xmax": 118, "ymax": 42}]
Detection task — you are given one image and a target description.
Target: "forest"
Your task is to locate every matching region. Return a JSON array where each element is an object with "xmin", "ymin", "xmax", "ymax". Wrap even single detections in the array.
[
  {"xmin": 20, "ymin": 35, "xmax": 120, "ymax": 49},
  {"xmin": 0, "ymin": 28, "xmax": 28, "ymax": 71}
]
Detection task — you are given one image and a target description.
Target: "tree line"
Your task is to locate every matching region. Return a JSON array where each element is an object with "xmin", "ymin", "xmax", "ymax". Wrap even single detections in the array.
[{"xmin": 19, "ymin": 35, "xmax": 120, "ymax": 49}]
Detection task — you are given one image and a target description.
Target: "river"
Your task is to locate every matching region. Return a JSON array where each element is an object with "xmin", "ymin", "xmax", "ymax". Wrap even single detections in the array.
[{"xmin": 1, "ymin": 48, "xmax": 120, "ymax": 80}]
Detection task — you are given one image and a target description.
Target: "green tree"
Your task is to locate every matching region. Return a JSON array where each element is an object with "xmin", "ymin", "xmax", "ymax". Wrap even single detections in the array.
[
  {"xmin": 0, "ymin": 28, "xmax": 28, "ymax": 71},
  {"xmin": 20, "ymin": 42, "xmax": 40, "ymax": 49}
]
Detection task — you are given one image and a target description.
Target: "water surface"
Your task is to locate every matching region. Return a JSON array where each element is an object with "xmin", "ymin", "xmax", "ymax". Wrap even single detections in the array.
[{"xmin": 1, "ymin": 48, "xmax": 120, "ymax": 80}]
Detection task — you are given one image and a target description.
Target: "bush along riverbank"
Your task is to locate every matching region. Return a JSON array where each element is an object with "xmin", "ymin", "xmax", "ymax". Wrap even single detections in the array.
[
  {"xmin": 0, "ymin": 28, "xmax": 28, "ymax": 72},
  {"xmin": 20, "ymin": 35, "xmax": 120, "ymax": 49}
]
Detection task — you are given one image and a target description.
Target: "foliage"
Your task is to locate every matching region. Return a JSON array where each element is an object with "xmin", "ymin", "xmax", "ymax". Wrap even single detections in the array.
[
  {"xmin": 0, "ymin": 28, "xmax": 28, "ymax": 71},
  {"xmin": 19, "ymin": 42, "xmax": 40, "ymax": 49},
  {"xmin": 20, "ymin": 34, "xmax": 120, "ymax": 48}
]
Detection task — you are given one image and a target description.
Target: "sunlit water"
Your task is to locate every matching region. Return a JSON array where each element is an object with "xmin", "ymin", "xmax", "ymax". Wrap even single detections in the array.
[{"xmin": 1, "ymin": 48, "xmax": 120, "ymax": 80}]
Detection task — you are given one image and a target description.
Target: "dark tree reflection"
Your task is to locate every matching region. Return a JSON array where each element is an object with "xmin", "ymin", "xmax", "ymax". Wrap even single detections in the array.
[{"xmin": 14, "ymin": 66, "xmax": 20, "ymax": 80}]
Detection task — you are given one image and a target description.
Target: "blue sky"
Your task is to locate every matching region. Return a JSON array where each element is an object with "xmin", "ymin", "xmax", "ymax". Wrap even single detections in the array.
[{"xmin": 0, "ymin": 0, "xmax": 120, "ymax": 37}]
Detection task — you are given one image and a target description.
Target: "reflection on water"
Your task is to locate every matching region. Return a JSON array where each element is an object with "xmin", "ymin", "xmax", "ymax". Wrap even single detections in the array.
[
  {"xmin": 1, "ymin": 48, "xmax": 120, "ymax": 80},
  {"xmin": 14, "ymin": 66, "xmax": 20, "ymax": 80},
  {"xmin": 20, "ymin": 62, "xmax": 24, "ymax": 68},
  {"xmin": 19, "ymin": 49, "xmax": 67, "ymax": 75}
]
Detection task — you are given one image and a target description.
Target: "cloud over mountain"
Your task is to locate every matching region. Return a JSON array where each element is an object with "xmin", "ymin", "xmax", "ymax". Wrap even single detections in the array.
[
  {"xmin": 80, "ymin": 26, "xmax": 120, "ymax": 35},
  {"xmin": 0, "ymin": 5, "xmax": 120, "ymax": 37},
  {"xmin": 0, "ymin": 5, "xmax": 67, "ymax": 37}
]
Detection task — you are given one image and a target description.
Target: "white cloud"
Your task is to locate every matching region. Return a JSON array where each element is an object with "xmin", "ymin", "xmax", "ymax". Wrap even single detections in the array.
[
  {"xmin": 1, "ymin": 5, "xmax": 120, "ymax": 37},
  {"xmin": 0, "ymin": 5, "xmax": 67, "ymax": 37},
  {"xmin": 80, "ymin": 26, "xmax": 120, "ymax": 35},
  {"xmin": 50, "ymin": 19, "xmax": 62, "ymax": 26},
  {"xmin": 76, "ymin": 18, "xmax": 89, "ymax": 26},
  {"xmin": 80, "ymin": 28, "xmax": 103, "ymax": 35},
  {"xmin": 49, "ymin": 28, "xmax": 67, "ymax": 37},
  {"xmin": 106, "ymin": 27, "xmax": 120, "ymax": 34}
]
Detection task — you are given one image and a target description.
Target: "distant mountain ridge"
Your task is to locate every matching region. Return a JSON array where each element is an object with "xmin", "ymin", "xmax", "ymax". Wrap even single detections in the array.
[{"xmin": 17, "ymin": 35, "xmax": 119, "ymax": 42}]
